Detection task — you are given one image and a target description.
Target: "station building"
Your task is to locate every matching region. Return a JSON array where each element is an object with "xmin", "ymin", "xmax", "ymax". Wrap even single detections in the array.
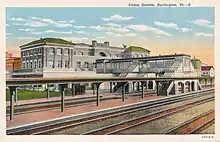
[{"xmin": 10, "ymin": 37, "xmax": 207, "ymax": 95}]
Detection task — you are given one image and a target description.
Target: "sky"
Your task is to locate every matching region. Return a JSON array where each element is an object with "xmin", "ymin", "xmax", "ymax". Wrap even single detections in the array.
[{"xmin": 6, "ymin": 7, "xmax": 214, "ymax": 65}]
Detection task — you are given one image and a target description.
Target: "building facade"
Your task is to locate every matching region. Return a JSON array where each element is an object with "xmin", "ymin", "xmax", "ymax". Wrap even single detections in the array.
[
  {"xmin": 201, "ymin": 66, "xmax": 215, "ymax": 77},
  {"xmin": 12, "ymin": 38, "xmax": 150, "ymax": 78}
]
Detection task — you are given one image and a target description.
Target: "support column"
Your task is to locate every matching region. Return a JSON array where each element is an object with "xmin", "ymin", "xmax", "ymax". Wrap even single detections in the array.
[
  {"xmin": 71, "ymin": 84, "xmax": 75, "ymax": 97},
  {"xmin": 47, "ymin": 84, "xmax": 50, "ymax": 99},
  {"xmin": 146, "ymin": 81, "xmax": 148, "ymax": 90},
  {"xmin": 132, "ymin": 82, "xmax": 135, "ymax": 91},
  {"xmin": 59, "ymin": 84, "xmax": 67, "ymax": 112},
  {"xmin": 122, "ymin": 83, "xmax": 126, "ymax": 102},
  {"xmin": 9, "ymin": 86, "xmax": 17, "ymax": 120},
  {"xmin": 95, "ymin": 83, "xmax": 101, "ymax": 106},
  {"xmin": 205, "ymin": 79, "xmax": 207, "ymax": 88},
  {"xmin": 110, "ymin": 82, "xmax": 113, "ymax": 93},
  {"xmin": 92, "ymin": 83, "xmax": 95, "ymax": 95},
  {"xmin": 141, "ymin": 81, "xmax": 145, "ymax": 99},
  {"xmin": 14, "ymin": 88, "xmax": 18, "ymax": 103},
  {"xmin": 156, "ymin": 81, "xmax": 159, "ymax": 96}
]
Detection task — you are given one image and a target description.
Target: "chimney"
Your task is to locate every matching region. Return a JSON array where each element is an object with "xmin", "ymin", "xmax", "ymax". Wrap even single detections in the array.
[{"xmin": 92, "ymin": 40, "xmax": 97, "ymax": 47}]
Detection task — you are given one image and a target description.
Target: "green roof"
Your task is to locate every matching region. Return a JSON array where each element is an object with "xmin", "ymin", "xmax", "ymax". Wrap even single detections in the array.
[
  {"xmin": 20, "ymin": 38, "xmax": 73, "ymax": 47},
  {"xmin": 126, "ymin": 46, "xmax": 149, "ymax": 52}
]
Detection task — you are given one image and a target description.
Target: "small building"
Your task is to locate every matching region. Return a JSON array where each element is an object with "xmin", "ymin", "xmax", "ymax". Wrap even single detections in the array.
[
  {"xmin": 191, "ymin": 57, "xmax": 201, "ymax": 77},
  {"xmin": 201, "ymin": 66, "xmax": 215, "ymax": 77}
]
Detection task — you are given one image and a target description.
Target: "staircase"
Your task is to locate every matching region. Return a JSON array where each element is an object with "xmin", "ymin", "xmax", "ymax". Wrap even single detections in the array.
[
  {"xmin": 158, "ymin": 81, "xmax": 172, "ymax": 96},
  {"xmin": 163, "ymin": 60, "xmax": 182, "ymax": 77},
  {"xmin": 118, "ymin": 61, "xmax": 139, "ymax": 77},
  {"xmin": 113, "ymin": 82, "xmax": 129, "ymax": 93}
]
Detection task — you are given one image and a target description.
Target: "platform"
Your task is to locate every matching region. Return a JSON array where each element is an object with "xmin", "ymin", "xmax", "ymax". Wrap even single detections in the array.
[{"xmin": 6, "ymin": 95, "xmax": 165, "ymax": 128}]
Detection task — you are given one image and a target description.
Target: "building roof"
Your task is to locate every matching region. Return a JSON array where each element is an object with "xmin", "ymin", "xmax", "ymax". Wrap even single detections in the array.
[
  {"xmin": 126, "ymin": 46, "xmax": 150, "ymax": 52},
  {"xmin": 201, "ymin": 66, "xmax": 214, "ymax": 71},
  {"xmin": 20, "ymin": 38, "xmax": 73, "ymax": 47}
]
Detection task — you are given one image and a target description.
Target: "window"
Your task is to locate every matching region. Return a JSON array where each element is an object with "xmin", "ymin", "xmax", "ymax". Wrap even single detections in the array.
[
  {"xmin": 38, "ymin": 60, "xmax": 41, "ymax": 68},
  {"xmin": 49, "ymin": 47, "xmax": 55, "ymax": 54},
  {"xmin": 38, "ymin": 48, "xmax": 42, "ymax": 54},
  {"xmin": 48, "ymin": 60, "xmax": 54, "ymax": 68},
  {"xmin": 34, "ymin": 49, "xmax": 37, "ymax": 55},
  {"xmin": 23, "ymin": 62, "xmax": 25, "ymax": 69},
  {"xmin": 34, "ymin": 60, "xmax": 37, "ymax": 68},
  {"xmin": 30, "ymin": 61, "xmax": 33, "ymax": 69},
  {"xmin": 57, "ymin": 48, "xmax": 62, "ymax": 55},
  {"xmin": 85, "ymin": 62, "xmax": 89, "ymax": 68},
  {"xmin": 65, "ymin": 61, "xmax": 69, "ymax": 68},
  {"xmin": 58, "ymin": 61, "xmax": 62, "ymax": 68},
  {"xmin": 77, "ymin": 61, "xmax": 81, "ymax": 68},
  {"xmin": 26, "ymin": 62, "xmax": 29, "ymax": 69},
  {"xmin": 81, "ymin": 52, "xmax": 84, "ymax": 56},
  {"xmin": 26, "ymin": 51, "xmax": 29, "ymax": 56},
  {"xmin": 74, "ymin": 51, "xmax": 76, "ymax": 55},
  {"xmin": 65, "ymin": 49, "xmax": 69, "ymax": 55}
]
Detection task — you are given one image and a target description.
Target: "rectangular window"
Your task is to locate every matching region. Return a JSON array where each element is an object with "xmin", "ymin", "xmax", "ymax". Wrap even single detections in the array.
[
  {"xmin": 77, "ymin": 61, "xmax": 81, "ymax": 68},
  {"xmin": 26, "ymin": 62, "xmax": 29, "ymax": 69},
  {"xmin": 85, "ymin": 62, "xmax": 89, "ymax": 68},
  {"xmin": 38, "ymin": 60, "xmax": 41, "ymax": 68},
  {"xmin": 23, "ymin": 62, "xmax": 25, "ymax": 69},
  {"xmin": 57, "ymin": 48, "xmax": 62, "ymax": 55},
  {"xmin": 49, "ymin": 48, "xmax": 55, "ymax": 54},
  {"xmin": 58, "ymin": 61, "xmax": 62, "ymax": 68},
  {"xmin": 38, "ymin": 48, "xmax": 42, "ymax": 53},
  {"xmin": 65, "ymin": 49, "xmax": 69, "ymax": 55},
  {"xmin": 30, "ymin": 61, "xmax": 33, "ymax": 69},
  {"xmin": 74, "ymin": 51, "xmax": 76, "ymax": 55},
  {"xmin": 48, "ymin": 60, "xmax": 54, "ymax": 68},
  {"xmin": 65, "ymin": 61, "xmax": 69, "ymax": 68},
  {"xmin": 81, "ymin": 52, "xmax": 84, "ymax": 56},
  {"xmin": 34, "ymin": 60, "xmax": 37, "ymax": 68}
]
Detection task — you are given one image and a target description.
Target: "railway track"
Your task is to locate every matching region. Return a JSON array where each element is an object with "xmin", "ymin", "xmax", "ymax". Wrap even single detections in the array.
[
  {"xmin": 165, "ymin": 109, "xmax": 214, "ymax": 134},
  {"xmin": 81, "ymin": 96, "xmax": 214, "ymax": 135},
  {"xmin": 6, "ymin": 89, "xmax": 214, "ymax": 135}
]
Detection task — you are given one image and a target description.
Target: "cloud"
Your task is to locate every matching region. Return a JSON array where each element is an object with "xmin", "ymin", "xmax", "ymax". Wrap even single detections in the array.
[
  {"xmin": 104, "ymin": 23, "xmax": 121, "ymax": 27},
  {"xmin": 73, "ymin": 25, "xmax": 86, "ymax": 29},
  {"xmin": 6, "ymin": 24, "xmax": 10, "ymax": 27},
  {"xmin": 18, "ymin": 28, "xmax": 36, "ymax": 32},
  {"xmin": 195, "ymin": 32, "xmax": 214, "ymax": 37},
  {"xmin": 105, "ymin": 31, "xmax": 136, "ymax": 37},
  {"xmin": 30, "ymin": 17, "xmax": 73, "ymax": 27},
  {"xmin": 75, "ymin": 31, "xmax": 90, "ymax": 35},
  {"xmin": 154, "ymin": 21, "xmax": 192, "ymax": 33},
  {"xmin": 126, "ymin": 24, "xmax": 172, "ymax": 36},
  {"xmin": 102, "ymin": 14, "xmax": 134, "ymax": 21},
  {"xmin": 24, "ymin": 21, "xmax": 48, "ymax": 27},
  {"xmin": 31, "ymin": 30, "xmax": 72, "ymax": 35},
  {"xmin": 177, "ymin": 27, "xmax": 192, "ymax": 32},
  {"xmin": 96, "ymin": 36, "xmax": 106, "ymax": 39},
  {"xmin": 191, "ymin": 19, "xmax": 214, "ymax": 28},
  {"xmin": 11, "ymin": 23, "xmax": 22, "ymax": 26},
  {"xmin": 90, "ymin": 25, "xmax": 129, "ymax": 33},
  {"xmin": 9, "ymin": 17, "xmax": 26, "ymax": 21},
  {"xmin": 153, "ymin": 21, "xmax": 178, "ymax": 29}
]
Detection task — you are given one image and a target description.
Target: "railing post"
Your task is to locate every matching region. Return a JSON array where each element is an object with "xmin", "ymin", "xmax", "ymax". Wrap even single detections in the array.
[{"xmin": 9, "ymin": 86, "xmax": 17, "ymax": 120}]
